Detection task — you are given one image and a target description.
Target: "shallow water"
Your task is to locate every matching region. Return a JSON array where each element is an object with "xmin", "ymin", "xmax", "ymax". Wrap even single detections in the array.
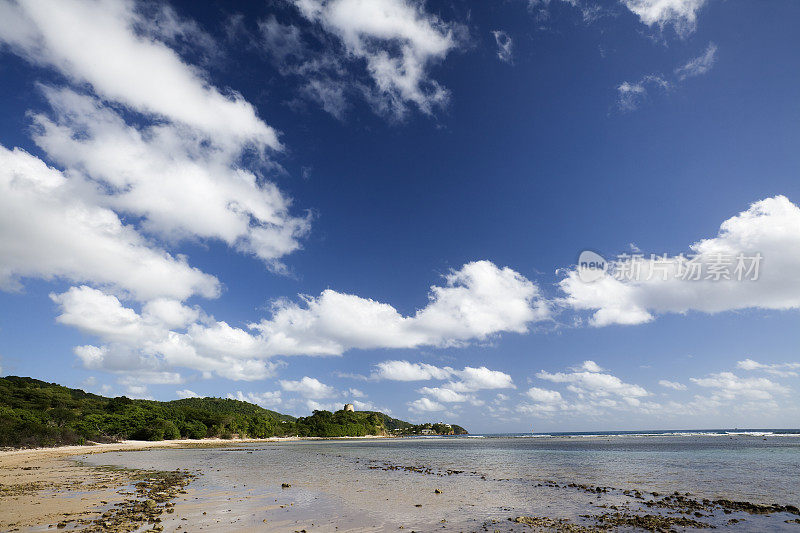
[{"xmin": 76, "ymin": 434, "xmax": 800, "ymax": 532}]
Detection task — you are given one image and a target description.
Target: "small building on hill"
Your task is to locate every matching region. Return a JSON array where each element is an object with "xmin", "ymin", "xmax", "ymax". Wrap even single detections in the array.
[{"xmin": 343, "ymin": 403, "xmax": 355, "ymax": 412}]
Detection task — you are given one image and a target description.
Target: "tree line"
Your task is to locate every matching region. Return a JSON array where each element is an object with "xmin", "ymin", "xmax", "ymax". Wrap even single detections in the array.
[{"xmin": 0, "ymin": 376, "xmax": 465, "ymax": 448}]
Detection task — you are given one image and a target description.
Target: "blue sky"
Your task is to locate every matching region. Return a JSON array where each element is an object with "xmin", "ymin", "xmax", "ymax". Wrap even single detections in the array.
[{"xmin": 0, "ymin": 0, "xmax": 799, "ymax": 433}]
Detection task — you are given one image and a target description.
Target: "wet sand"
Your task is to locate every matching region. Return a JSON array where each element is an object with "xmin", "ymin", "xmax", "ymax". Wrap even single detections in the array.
[
  {"xmin": 0, "ymin": 437, "xmax": 358, "ymax": 532},
  {"xmin": 3, "ymin": 437, "xmax": 800, "ymax": 532}
]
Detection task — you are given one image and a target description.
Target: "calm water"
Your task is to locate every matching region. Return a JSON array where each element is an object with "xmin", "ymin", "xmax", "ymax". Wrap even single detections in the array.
[{"xmin": 76, "ymin": 433, "xmax": 800, "ymax": 532}]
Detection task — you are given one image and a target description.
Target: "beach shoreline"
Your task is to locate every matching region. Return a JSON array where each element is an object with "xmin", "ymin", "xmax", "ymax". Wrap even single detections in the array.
[
  {"xmin": 0, "ymin": 436, "xmax": 390, "ymax": 532},
  {"xmin": 3, "ymin": 435, "xmax": 800, "ymax": 532},
  {"xmin": 0, "ymin": 434, "xmax": 391, "ymax": 462}
]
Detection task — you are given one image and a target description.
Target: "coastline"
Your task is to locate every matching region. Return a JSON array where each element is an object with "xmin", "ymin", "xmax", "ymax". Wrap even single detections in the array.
[
  {"xmin": 0, "ymin": 434, "xmax": 391, "ymax": 463},
  {"xmin": 0, "ymin": 436, "xmax": 388, "ymax": 532},
  {"xmin": 3, "ymin": 435, "xmax": 800, "ymax": 532}
]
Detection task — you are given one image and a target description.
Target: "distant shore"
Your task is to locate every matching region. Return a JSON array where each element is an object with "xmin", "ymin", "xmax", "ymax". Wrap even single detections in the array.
[{"xmin": 0, "ymin": 434, "xmax": 391, "ymax": 461}]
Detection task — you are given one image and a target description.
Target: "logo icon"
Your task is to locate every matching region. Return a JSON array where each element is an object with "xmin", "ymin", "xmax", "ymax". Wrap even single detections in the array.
[{"xmin": 577, "ymin": 250, "xmax": 607, "ymax": 283}]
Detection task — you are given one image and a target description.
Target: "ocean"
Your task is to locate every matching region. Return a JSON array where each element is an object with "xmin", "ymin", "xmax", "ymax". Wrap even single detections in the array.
[{"xmin": 75, "ymin": 430, "xmax": 800, "ymax": 531}]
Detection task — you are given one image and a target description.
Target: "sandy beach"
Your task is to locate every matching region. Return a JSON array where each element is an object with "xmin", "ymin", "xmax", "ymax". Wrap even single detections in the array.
[
  {"xmin": 0, "ymin": 437, "xmax": 318, "ymax": 532},
  {"xmin": 3, "ymin": 435, "xmax": 800, "ymax": 532}
]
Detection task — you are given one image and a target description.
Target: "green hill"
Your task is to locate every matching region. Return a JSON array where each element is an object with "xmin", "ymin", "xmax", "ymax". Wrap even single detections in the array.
[{"xmin": 0, "ymin": 376, "xmax": 466, "ymax": 448}]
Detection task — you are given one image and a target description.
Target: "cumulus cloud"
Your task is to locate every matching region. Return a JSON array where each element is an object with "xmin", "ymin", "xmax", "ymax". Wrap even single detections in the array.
[
  {"xmin": 491, "ymin": 30, "xmax": 513, "ymax": 63},
  {"xmin": 0, "ymin": 0, "xmax": 311, "ymax": 307},
  {"xmin": 304, "ymin": 399, "xmax": 342, "ymax": 412},
  {"xmin": 352, "ymin": 399, "xmax": 387, "ymax": 412},
  {"xmin": 0, "ymin": 147, "xmax": 219, "ymax": 301},
  {"xmin": 621, "ymin": 0, "xmax": 707, "ymax": 36},
  {"xmin": 518, "ymin": 362, "xmax": 660, "ymax": 418},
  {"xmin": 417, "ymin": 386, "xmax": 468, "ymax": 403},
  {"xmin": 525, "ymin": 387, "xmax": 562, "ymax": 403},
  {"xmin": 373, "ymin": 360, "xmax": 515, "ymax": 393},
  {"xmin": 445, "ymin": 366, "xmax": 516, "ymax": 392},
  {"xmin": 736, "ymin": 359, "xmax": 800, "ymax": 378},
  {"xmin": 575, "ymin": 360, "xmax": 604, "ymax": 372},
  {"xmin": 537, "ymin": 366, "xmax": 650, "ymax": 400},
  {"xmin": 373, "ymin": 360, "xmax": 453, "ymax": 381},
  {"xmin": 376, "ymin": 360, "xmax": 514, "ymax": 410},
  {"xmin": 48, "ymin": 260, "xmax": 543, "ymax": 383},
  {"xmin": 176, "ymin": 389, "xmax": 200, "ymax": 399},
  {"xmin": 250, "ymin": 261, "xmax": 550, "ymax": 355},
  {"xmin": 658, "ymin": 379, "xmax": 687, "ymax": 390},
  {"xmin": 675, "ymin": 42, "xmax": 717, "ymax": 80},
  {"xmin": 291, "ymin": 0, "xmax": 463, "ymax": 118},
  {"xmin": 408, "ymin": 397, "xmax": 445, "ymax": 412},
  {"xmin": 31, "ymin": 87, "xmax": 310, "ymax": 269},
  {"xmin": 124, "ymin": 384, "xmax": 151, "ymax": 399},
  {"xmin": 0, "ymin": 0, "xmax": 278, "ymax": 150},
  {"xmin": 690, "ymin": 372, "xmax": 790, "ymax": 401},
  {"xmin": 50, "ymin": 286, "xmax": 282, "ymax": 383},
  {"xmin": 560, "ymin": 196, "xmax": 800, "ymax": 326},
  {"xmin": 425, "ymin": 359, "xmax": 796, "ymax": 423},
  {"xmin": 280, "ymin": 376, "xmax": 337, "ymax": 398},
  {"xmin": 228, "ymin": 390, "xmax": 283, "ymax": 408}
]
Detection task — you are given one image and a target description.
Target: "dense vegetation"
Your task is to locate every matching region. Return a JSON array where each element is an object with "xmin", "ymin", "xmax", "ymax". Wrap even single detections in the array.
[{"xmin": 0, "ymin": 376, "xmax": 466, "ymax": 448}]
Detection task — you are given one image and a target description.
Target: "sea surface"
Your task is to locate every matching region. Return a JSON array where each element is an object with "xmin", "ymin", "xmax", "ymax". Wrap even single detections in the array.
[{"xmin": 76, "ymin": 430, "xmax": 800, "ymax": 532}]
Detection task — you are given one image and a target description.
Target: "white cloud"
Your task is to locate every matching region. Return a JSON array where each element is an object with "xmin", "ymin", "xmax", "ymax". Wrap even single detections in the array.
[
  {"xmin": 517, "ymin": 363, "xmax": 661, "ymax": 419},
  {"xmin": 259, "ymin": 15, "xmax": 306, "ymax": 65},
  {"xmin": 348, "ymin": 388, "xmax": 366, "ymax": 398},
  {"xmin": 658, "ymin": 379, "xmax": 687, "ymax": 390},
  {"xmin": 125, "ymin": 384, "xmax": 151, "ymax": 399},
  {"xmin": 616, "ymin": 74, "xmax": 670, "ymax": 111},
  {"xmin": 376, "ymin": 361, "xmax": 514, "ymax": 409},
  {"xmin": 142, "ymin": 299, "xmax": 201, "ymax": 330},
  {"xmin": 0, "ymin": 0, "xmax": 311, "ymax": 302},
  {"xmin": 491, "ymin": 30, "xmax": 513, "ymax": 63},
  {"xmin": 176, "ymin": 389, "xmax": 200, "ymax": 399},
  {"xmin": 560, "ymin": 196, "xmax": 800, "ymax": 326},
  {"xmin": 305, "ymin": 399, "xmax": 341, "ymax": 412},
  {"xmin": 675, "ymin": 42, "xmax": 717, "ymax": 80},
  {"xmin": 525, "ymin": 387, "xmax": 562, "ymax": 403},
  {"xmin": 31, "ymin": 87, "xmax": 310, "ymax": 269},
  {"xmin": 51, "ymin": 286, "xmax": 166, "ymax": 344},
  {"xmin": 381, "ymin": 362, "xmax": 515, "ymax": 410},
  {"xmin": 616, "ymin": 44, "xmax": 717, "ymax": 112},
  {"xmin": 373, "ymin": 360, "xmax": 454, "ymax": 381},
  {"xmin": 417, "ymin": 386, "xmax": 468, "ymax": 403},
  {"xmin": 49, "ymin": 260, "xmax": 542, "ymax": 383},
  {"xmin": 228, "ymin": 390, "xmax": 283, "ymax": 408},
  {"xmin": 373, "ymin": 360, "xmax": 515, "ymax": 394},
  {"xmin": 690, "ymin": 372, "xmax": 790, "ymax": 401},
  {"xmin": 536, "ymin": 368, "xmax": 650, "ymax": 399},
  {"xmin": 0, "ymin": 146, "xmax": 219, "ymax": 301},
  {"xmin": 251, "ymin": 261, "xmax": 550, "ymax": 355},
  {"xmin": 352, "ymin": 399, "xmax": 386, "ymax": 412},
  {"xmin": 408, "ymin": 397, "xmax": 445, "ymax": 412},
  {"xmin": 736, "ymin": 359, "xmax": 800, "ymax": 378},
  {"xmin": 620, "ymin": 0, "xmax": 707, "ymax": 36},
  {"xmin": 51, "ymin": 285, "xmax": 281, "ymax": 382},
  {"xmin": 0, "ymin": 0, "xmax": 278, "ymax": 150},
  {"xmin": 280, "ymin": 376, "xmax": 337, "ymax": 399},
  {"xmin": 292, "ymin": 0, "xmax": 462, "ymax": 118},
  {"xmin": 446, "ymin": 366, "xmax": 516, "ymax": 392},
  {"xmin": 576, "ymin": 360, "xmax": 604, "ymax": 372}
]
